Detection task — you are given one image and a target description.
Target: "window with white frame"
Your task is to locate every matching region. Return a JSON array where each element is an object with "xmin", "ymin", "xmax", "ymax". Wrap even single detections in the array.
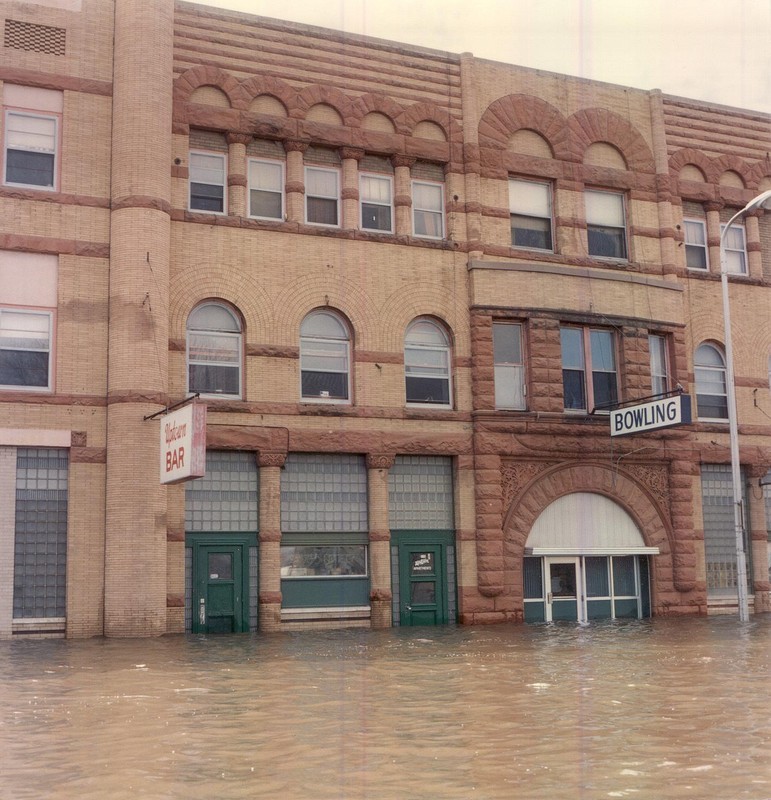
[
  {"xmin": 189, "ymin": 151, "xmax": 226, "ymax": 213},
  {"xmin": 186, "ymin": 302, "xmax": 242, "ymax": 397},
  {"xmin": 509, "ymin": 179, "xmax": 552, "ymax": 250},
  {"xmin": 648, "ymin": 334, "xmax": 670, "ymax": 396},
  {"xmin": 720, "ymin": 223, "xmax": 747, "ymax": 274},
  {"xmin": 4, "ymin": 111, "xmax": 57, "ymax": 189},
  {"xmin": 360, "ymin": 173, "xmax": 393, "ymax": 232},
  {"xmin": 493, "ymin": 322, "xmax": 526, "ymax": 409},
  {"xmin": 412, "ymin": 180, "xmax": 444, "ymax": 238},
  {"xmin": 585, "ymin": 190, "xmax": 627, "ymax": 259},
  {"xmin": 694, "ymin": 343, "xmax": 728, "ymax": 420},
  {"xmin": 248, "ymin": 158, "xmax": 284, "ymax": 220},
  {"xmin": 0, "ymin": 308, "xmax": 52, "ymax": 390},
  {"xmin": 684, "ymin": 219, "xmax": 708, "ymax": 269},
  {"xmin": 404, "ymin": 318, "xmax": 452, "ymax": 407},
  {"xmin": 560, "ymin": 326, "xmax": 618, "ymax": 412},
  {"xmin": 305, "ymin": 166, "xmax": 340, "ymax": 226},
  {"xmin": 300, "ymin": 310, "xmax": 350, "ymax": 402}
]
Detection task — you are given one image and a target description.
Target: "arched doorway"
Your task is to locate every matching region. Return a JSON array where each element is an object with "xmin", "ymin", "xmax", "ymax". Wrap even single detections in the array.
[{"xmin": 523, "ymin": 492, "xmax": 659, "ymax": 622}]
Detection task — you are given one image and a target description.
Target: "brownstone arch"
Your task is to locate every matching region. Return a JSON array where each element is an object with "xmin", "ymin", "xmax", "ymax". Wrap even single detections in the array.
[
  {"xmin": 500, "ymin": 461, "xmax": 682, "ymax": 614},
  {"xmin": 173, "ymin": 65, "xmax": 245, "ymax": 110},
  {"xmin": 568, "ymin": 108, "xmax": 656, "ymax": 173}
]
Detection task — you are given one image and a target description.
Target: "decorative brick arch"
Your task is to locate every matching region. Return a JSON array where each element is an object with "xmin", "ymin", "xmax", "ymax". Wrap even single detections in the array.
[
  {"xmin": 569, "ymin": 108, "xmax": 655, "ymax": 173},
  {"xmin": 713, "ymin": 154, "xmax": 751, "ymax": 188},
  {"xmin": 747, "ymin": 161, "xmax": 771, "ymax": 190},
  {"xmin": 349, "ymin": 93, "xmax": 408, "ymax": 134},
  {"xmin": 478, "ymin": 94, "xmax": 568, "ymax": 158},
  {"xmin": 668, "ymin": 148, "xmax": 716, "ymax": 183},
  {"xmin": 403, "ymin": 101, "xmax": 462, "ymax": 143},
  {"xmin": 239, "ymin": 75, "xmax": 296, "ymax": 116},
  {"xmin": 174, "ymin": 66, "xmax": 246, "ymax": 110},
  {"xmin": 295, "ymin": 84, "xmax": 353, "ymax": 124},
  {"xmin": 490, "ymin": 461, "xmax": 685, "ymax": 603}
]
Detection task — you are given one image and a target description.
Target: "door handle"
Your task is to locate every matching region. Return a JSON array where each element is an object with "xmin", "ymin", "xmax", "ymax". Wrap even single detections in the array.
[
  {"xmin": 547, "ymin": 592, "xmax": 552, "ymax": 604},
  {"xmin": 199, "ymin": 597, "xmax": 206, "ymax": 625},
  {"xmin": 405, "ymin": 605, "xmax": 412, "ymax": 611}
]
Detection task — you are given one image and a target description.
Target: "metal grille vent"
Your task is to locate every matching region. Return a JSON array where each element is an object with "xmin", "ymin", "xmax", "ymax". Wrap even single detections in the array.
[{"xmin": 4, "ymin": 19, "xmax": 65, "ymax": 56}]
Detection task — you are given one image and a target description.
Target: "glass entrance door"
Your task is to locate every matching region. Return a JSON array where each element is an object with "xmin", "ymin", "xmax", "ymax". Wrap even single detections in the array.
[{"xmin": 544, "ymin": 557, "xmax": 583, "ymax": 622}]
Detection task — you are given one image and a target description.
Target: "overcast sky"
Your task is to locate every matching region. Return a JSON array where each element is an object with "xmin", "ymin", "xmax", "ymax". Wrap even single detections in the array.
[{"xmin": 188, "ymin": 0, "xmax": 771, "ymax": 113}]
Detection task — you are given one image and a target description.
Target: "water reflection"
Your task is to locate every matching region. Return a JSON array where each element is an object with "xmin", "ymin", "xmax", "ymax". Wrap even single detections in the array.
[{"xmin": 1, "ymin": 617, "xmax": 770, "ymax": 799}]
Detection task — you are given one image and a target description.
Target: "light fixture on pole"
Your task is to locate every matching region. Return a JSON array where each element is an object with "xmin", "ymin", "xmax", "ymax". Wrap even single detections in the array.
[{"xmin": 718, "ymin": 189, "xmax": 771, "ymax": 622}]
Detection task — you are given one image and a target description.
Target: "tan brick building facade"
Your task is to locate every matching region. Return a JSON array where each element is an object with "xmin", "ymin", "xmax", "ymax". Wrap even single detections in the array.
[{"xmin": 0, "ymin": 0, "xmax": 769, "ymax": 637}]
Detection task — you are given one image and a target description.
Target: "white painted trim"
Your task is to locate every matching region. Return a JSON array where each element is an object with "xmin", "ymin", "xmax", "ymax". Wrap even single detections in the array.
[{"xmin": 0, "ymin": 428, "xmax": 70, "ymax": 447}]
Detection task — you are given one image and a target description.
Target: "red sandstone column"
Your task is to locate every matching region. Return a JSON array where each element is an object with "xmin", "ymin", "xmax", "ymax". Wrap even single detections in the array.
[
  {"xmin": 227, "ymin": 132, "xmax": 250, "ymax": 218},
  {"xmin": 258, "ymin": 452, "xmax": 285, "ymax": 631},
  {"xmin": 391, "ymin": 155, "xmax": 415, "ymax": 236},
  {"xmin": 367, "ymin": 453, "xmax": 394, "ymax": 628},
  {"xmin": 285, "ymin": 140, "xmax": 309, "ymax": 224},
  {"xmin": 744, "ymin": 210, "xmax": 764, "ymax": 281},
  {"xmin": 340, "ymin": 147, "xmax": 363, "ymax": 230},
  {"xmin": 104, "ymin": 0, "xmax": 174, "ymax": 636}
]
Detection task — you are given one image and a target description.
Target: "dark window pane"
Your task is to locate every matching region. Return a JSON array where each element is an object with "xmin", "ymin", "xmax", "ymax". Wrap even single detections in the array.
[
  {"xmin": 585, "ymin": 557, "xmax": 610, "ymax": 597},
  {"xmin": 188, "ymin": 364, "xmax": 239, "ymax": 395},
  {"xmin": 612, "ymin": 556, "xmax": 636, "ymax": 595},
  {"xmin": 686, "ymin": 245, "xmax": 707, "ymax": 269},
  {"xmin": 523, "ymin": 557, "xmax": 543, "ymax": 599},
  {"xmin": 208, "ymin": 553, "xmax": 233, "ymax": 580},
  {"xmin": 301, "ymin": 370, "xmax": 348, "ymax": 399},
  {"xmin": 250, "ymin": 190, "xmax": 282, "ymax": 219},
  {"xmin": 307, "ymin": 196, "xmax": 338, "ymax": 225},
  {"xmin": 406, "ymin": 375, "xmax": 450, "ymax": 405},
  {"xmin": 592, "ymin": 371, "xmax": 618, "ymax": 409},
  {"xmin": 0, "ymin": 351, "xmax": 49, "ymax": 387},
  {"xmin": 697, "ymin": 393, "xmax": 728, "ymax": 419},
  {"xmin": 6, "ymin": 149, "xmax": 54, "ymax": 187},
  {"xmin": 190, "ymin": 182, "xmax": 224, "ymax": 212},
  {"xmin": 411, "ymin": 581, "xmax": 436, "ymax": 604},
  {"xmin": 588, "ymin": 225, "xmax": 626, "ymax": 259},
  {"xmin": 361, "ymin": 202, "xmax": 391, "ymax": 231},
  {"xmin": 562, "ymin": 369, "xmax": 585, "ymax": 410},
  {"xmin": 511, "ymin": 215, "xmax": 551, "ymax": 249}
]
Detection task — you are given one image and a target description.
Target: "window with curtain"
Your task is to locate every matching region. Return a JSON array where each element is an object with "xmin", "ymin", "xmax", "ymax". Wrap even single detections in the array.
[
  {"xmin": 720, "ymin": 223, "xmax": 747, "ymax": 274},
  {"xmin": 648, "ymin": 334, "xmax": 670, "ymax": 396},
  {"xmin": 509, "ymin": 179, "xmax": 552, "ymax": 250},
  {"xmin": 585, "ymin": 189, "xmax": 627, "ymax": 259},
  {"xmin": 404, "ymin": 318, "xmax": 451, "ymax": 407},
  {"xmin": 186, "ymin": 303, "xmax": 242, "ymax": 397},
  {"xmin": 560, "ymin": 326, "xmax": 618, "ymax": 412},
  {"xmin": 4, "ymin": 111, "xmax": 57, "ymax": 189},
  {"xmin": 248, "ymin": 158, "xmax": 284, "ymax": 219},
  {"xmin": 305, "ymin": 166, "xmax": 340, "ymax": 226},
  {"xmin": 300, "ymin": 310, "xmax": 350, "ymax": 401},
  {"xmin": 189, "ymin": 151, "xmax": 226, "ymax": 213},
  {"xmin": 493, "ymin": 322, "xmax": 526, "ymax": 409},
  {"xmin": 0, "ymin": 308, "xmax": 52, "ymax": 390},
  {"xmin": 684, "ymin": 219, "xmax": 708, "ymax": 269},
  {"xmin": 694, "ymin": 343, "xmax": 728, "ymax": 420},
  {"xmin": 360, "ymin": 173, "xmax": 393, "ymax": 232},
  {"xmin": 412, "ymin": 180, "xmax": 444, "ymax": 238}
]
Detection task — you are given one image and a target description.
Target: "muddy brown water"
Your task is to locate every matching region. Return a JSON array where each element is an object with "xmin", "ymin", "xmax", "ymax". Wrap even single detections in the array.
[{"xmin": 1, "ymin": 617, "xmax": 770, "ymax": 799}]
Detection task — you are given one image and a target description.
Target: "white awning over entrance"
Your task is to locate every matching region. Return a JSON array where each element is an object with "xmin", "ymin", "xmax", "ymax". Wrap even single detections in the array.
[{"xmin": 524, "ymin": 492, "xmax": 659, "ymax": 556}]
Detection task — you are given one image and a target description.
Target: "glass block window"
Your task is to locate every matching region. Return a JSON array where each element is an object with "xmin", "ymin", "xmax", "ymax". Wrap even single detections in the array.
[
  {"xmin": 13, "ymin": 448, "xmax": 68, "ymax": 619},
  {"xmin": 388, "ymin": 455, "xmax": 454, "ymax": 529},
  {"xmin": 185, "ymin": 451, "xmax": 259, "ymax": 532},
  {"xmin": 701, "ymin": 464, "xmax": 750, "ymax": 596},
  {"xmin": 281, "ymin": 454, "xmax": 367, "ymax": 532}
]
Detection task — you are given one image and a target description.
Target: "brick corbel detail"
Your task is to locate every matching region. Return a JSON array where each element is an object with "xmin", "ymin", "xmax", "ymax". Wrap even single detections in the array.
[
  {"xmin": 340, "ymin": 147, "xmax": 364, "ymax": 161},
  {"xmin": 391, "ymin": 155, "xmax": 415, "ymax": 169},
  {"xmin": 284, "ymin": 140, "xmax": 310, "ymax": 153},
  {"xmin": 366, "ymin": 453, "xmax": 395, "ymax": 470},
  {"xmin": 226, "ymin": 132, "xmax": 252, "ymax": 146},
  {"xmin": 258, "ymin": 452, "xmax": 286, "ymax": 468}
]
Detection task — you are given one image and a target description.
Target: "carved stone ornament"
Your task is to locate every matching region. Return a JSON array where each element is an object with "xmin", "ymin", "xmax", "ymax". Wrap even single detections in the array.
[{"xmin": 501, "ymin": 461, "xmax": 555, "ymax": 509}]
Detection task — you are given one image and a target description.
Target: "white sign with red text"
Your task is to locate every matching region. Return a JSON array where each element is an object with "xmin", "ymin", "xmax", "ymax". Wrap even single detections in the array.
[{"xmin": 160, "ymin": 403, "xmax": 206, "ymax": 484}]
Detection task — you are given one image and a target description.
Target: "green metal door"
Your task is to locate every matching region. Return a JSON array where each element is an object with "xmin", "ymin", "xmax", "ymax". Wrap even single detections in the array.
[
  {"xmin": 192, "ymin": 543, "xmax": 247, "ymax": 633},
  {"xmin": 399, "ymin": 543, "xmax": 447, "ymax": 626}
]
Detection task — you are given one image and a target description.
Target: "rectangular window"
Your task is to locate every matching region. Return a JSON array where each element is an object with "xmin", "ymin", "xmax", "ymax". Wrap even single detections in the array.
[
  {"xmin": 305, "ymin": 166, "xmax": 340, "ymax": 226},
  {"xmin": 248, "ymin": 158, "xmax": 284, "ymax": 220},
  {"xmin": 280, "ymin": 545, "xmax": 367, "ymax": 578},
  {"xmin": 360, "ymin": 173, "xmax": 393, "ymax": 232},
  {"xmin": 585, "ymin": 190, "xmax": 627, "ymax": 259},
  {"xmin": 648, "ymin": 334, "xmax": 669, "ymax": 396},
  {"xmin": 509, "ymin": 179, "xmax": 552, "ymax": 250},
  {"xmin": 493, "ymin": 322, "xmax": 526, "ymax": 410},
  {"xmin": 189, "ymin": 151, "xmax": 225, "ymax": 213},
  {"xmin": 720, "ymin": 223, "xmax": 747, "ymax": 274},
  {"xmin": 13, "ymin": 448, "xmax": 68, "ymax": 620},
  {"xmin": 560, "ymin": 326, "xmax": 618, "ymax": 412},
  {"xmin": 412, "ymin": 180, "xmax": 444, "ymax": 238},
  {"xmin": 4, "ymin": 111, "xmax": 57, "ymax": 189},
  {"xmin": 0, "ymin": 308, "xmax": 52, "ymax": 390},
  {"xmin": 684, "ymin": 219, "xmax": 708, "ymax": 269}
]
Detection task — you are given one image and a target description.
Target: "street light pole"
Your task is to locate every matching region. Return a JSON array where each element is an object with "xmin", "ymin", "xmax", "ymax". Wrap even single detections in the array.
[{"xmin": 718, "ymin": 189, "xmax": 771, "ymax": 622}]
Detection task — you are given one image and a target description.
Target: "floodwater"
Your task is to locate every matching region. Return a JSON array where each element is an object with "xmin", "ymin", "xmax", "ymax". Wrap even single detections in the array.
[{"xmin": 1, "ymin": 618, "xmax": 770, "ymax": 800}]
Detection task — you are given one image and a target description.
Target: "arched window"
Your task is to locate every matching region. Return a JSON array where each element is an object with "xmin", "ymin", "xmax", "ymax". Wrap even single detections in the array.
[
  {"xmin": 186, "ymin": 302, "xmax": 242, "ymax": 397},
  {"xmin": 694, "ymin": 343, "xmax": 727, "ymax": 420},
  {"xmin": 404, "ymin": 318, "xmax": 452, "ymax": 407},
  {"xmin": 300, "ymin": 310, "xmax": 350, "ymax": 402}
]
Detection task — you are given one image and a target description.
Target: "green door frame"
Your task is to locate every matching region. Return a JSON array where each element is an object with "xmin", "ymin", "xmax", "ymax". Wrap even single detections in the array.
[
  {"xmin": 392, "ymin": 531, "xmax": 455, "ymax": 626},
  {"xmin": 187, "ymin": 533, "xmax": 256, "ymax": 634}
]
